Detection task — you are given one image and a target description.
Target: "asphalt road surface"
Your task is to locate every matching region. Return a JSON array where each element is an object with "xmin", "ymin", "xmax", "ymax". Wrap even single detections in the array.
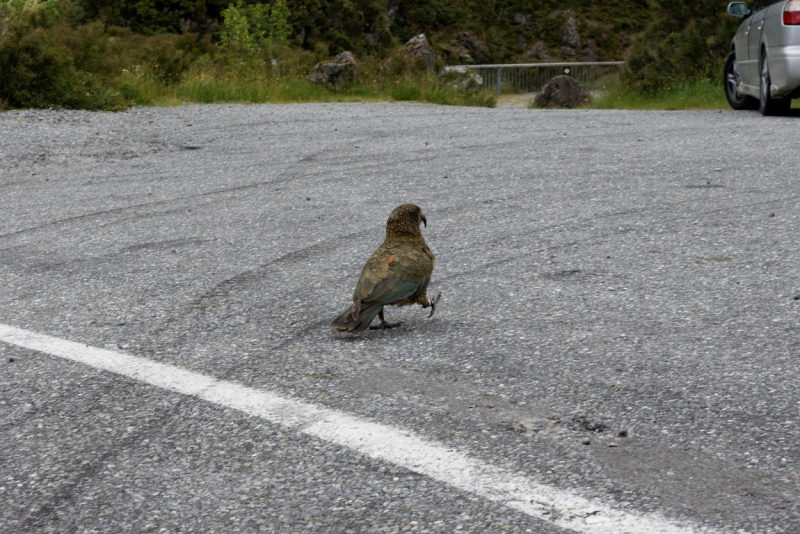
[{"xmin": 1, "ymin": 103, "xmax": 798, "ymax": 534}]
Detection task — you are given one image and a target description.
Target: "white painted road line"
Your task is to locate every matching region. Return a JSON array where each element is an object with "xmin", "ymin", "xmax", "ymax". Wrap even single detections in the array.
[{"xmin": 0, "ymin": 323, "xmax": 711, "ymax": 534}]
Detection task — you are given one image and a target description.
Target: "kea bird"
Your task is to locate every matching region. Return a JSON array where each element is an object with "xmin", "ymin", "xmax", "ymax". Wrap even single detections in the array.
[{"xmin": 331, "ymin": 203, "xmax": 441, "ymax": 332}]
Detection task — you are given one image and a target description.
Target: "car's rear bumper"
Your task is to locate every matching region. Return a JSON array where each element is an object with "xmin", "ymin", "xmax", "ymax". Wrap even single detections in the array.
[{"xmin": 768, "ymin": 45, "xmax": 800, "ymax": 97}]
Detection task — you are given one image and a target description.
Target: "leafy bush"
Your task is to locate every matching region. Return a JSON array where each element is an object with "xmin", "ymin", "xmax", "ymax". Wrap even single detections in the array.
[
  {"xmin": 139, "ymin": 34, "xmax": 200, "ymax": 83},
  {"xmin": 289, "ymin": 0, "xmax": 391, "ymax": 55},
  {"xmin": 622, "ymin": 0, "xmax": 740, "ymax": 94},
  {"xmin": 76, "ymin": 0, "xmax": 230, "ymax": 35},
  {"xmin": 0, "ymin": 3, "xmax": 126, "ymax": 109}
]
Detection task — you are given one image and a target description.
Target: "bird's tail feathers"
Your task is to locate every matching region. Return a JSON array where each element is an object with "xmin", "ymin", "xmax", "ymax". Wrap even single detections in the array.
[{"xmin": 330, "ymin": 301, "xmax": 384, "ymax": 332}]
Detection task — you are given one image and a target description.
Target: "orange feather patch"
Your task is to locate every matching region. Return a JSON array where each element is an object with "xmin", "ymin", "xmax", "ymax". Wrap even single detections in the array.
[{"xmin": 387, "ymin": 257, "xmax": 393, "ymax": 264}]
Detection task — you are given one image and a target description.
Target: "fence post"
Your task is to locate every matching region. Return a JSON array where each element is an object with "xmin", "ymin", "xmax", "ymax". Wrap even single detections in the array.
[{"xmin": 496, "ymin": 66, "xmax": 502, "ymax": 95}]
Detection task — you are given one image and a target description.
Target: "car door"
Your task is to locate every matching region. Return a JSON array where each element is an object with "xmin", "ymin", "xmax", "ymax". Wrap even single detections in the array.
[{"xmin": 745, "ymin": 0, "xmax": 768, "ymax": 83}]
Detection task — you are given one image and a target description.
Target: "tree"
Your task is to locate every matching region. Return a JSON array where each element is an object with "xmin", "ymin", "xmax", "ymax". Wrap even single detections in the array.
[{"xmin": 219, "ymin": 0, "xmax": 291, "ymax": 57}]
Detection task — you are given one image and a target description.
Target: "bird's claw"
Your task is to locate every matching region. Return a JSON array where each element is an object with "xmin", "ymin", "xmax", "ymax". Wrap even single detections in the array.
[
  {"xmin": 369, "ymin": 321, "xmax": 403, "ymax": 330},
  {"xmin": 424, "ymin": 293, "xmax": 442, "ymax": 318}
]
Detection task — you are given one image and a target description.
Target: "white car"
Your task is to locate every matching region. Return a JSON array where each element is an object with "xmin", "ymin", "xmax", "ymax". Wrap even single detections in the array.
[{"xmin": 724, "ymin": 0, "xmax": 800, "ymax": 115}]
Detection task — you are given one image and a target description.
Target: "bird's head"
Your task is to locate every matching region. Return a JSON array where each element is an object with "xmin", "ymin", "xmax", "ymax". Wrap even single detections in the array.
[{"xmin": 386, "ymin": 203, "xmax": 427, "ymax": 238}]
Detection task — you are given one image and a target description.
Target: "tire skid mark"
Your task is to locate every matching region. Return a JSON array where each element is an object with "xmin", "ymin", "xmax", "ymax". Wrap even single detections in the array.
[
  {"xmin": 140, "ymin": 229, "xmax": 372, "ymax": 358},
  {"xmin": 0, "ymin": 230, "xmax": 208, "ymax": 272},
  {"xmin": 0, "ymin": 179, "xmax": 285, "ymax": 241},
  {"xmin": 12, "ymin": 378, "xmax": 206, "ymax": 532}
]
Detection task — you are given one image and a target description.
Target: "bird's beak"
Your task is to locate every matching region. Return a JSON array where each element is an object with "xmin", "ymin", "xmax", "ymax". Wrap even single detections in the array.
[{"xmin": 421, "ymin": 214, "xmax": 427, "ymax": 228}]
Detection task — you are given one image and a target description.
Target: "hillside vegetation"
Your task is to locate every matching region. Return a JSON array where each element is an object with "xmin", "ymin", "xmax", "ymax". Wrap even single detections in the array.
[{"xmin": 0, "ymin": 0, "xmax": 738, "ymax": 109}]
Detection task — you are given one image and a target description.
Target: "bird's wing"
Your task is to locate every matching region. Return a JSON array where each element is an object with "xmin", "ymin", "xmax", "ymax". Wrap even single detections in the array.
[{"xmin": 353, "ymin": 246, "xmax": 428, "ymax": 305}]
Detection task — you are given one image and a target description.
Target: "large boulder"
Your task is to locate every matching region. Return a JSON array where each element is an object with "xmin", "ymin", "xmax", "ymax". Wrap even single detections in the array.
[
  {"xmin": 405, "ymin": 34, "xmax": 435, "ymax": 68},
  {"xmin": 533, "ymin": 75, "xmax": 591, "ymax": 108},
  {"xmin": 308, "ymin": 51, "xmax": 358, "ymax": 86}
]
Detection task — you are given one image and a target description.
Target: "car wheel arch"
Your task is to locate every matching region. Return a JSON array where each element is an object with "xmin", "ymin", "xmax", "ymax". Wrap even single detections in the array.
[{"xmin": 758, "ymin": 47, "xmax": 791, "ymax": 116}]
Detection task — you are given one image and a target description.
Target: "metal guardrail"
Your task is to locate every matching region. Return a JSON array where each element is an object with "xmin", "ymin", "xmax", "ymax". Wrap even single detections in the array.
[{"xmin": 442, "ymin": 62, "xmax": 626, "ymax": 95}]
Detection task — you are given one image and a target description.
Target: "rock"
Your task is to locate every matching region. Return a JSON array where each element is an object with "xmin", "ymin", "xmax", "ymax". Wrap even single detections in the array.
[
  {"xmin": 307, "ymin": 51, "xmax": 358, "ymax": 86},
  {"xmin": 512, "ymin": 13, "xmax": 529, "ymax": 26},
  {"xmin": 558, "ymin": 10, "xmax": 582, "ymax": 60},
  {"xmin": 439, "ymin": 66, "xmax": 483, "ymax": 90},
  {"xmin": 533, "ymin": 75, "xmax": 591, "ymax": 108},
  {"xmin": 405, "ymin": 34, "xmax": 435, "ymax": 68},
  {"xmin": 569, "ymin": 415, "xmax": 607, "ymax": 433},
  {"xmin": 526, "ymin": 41, "xmax": 552, "ymax": 61},
  {"xmin": 439, "ymin": 42, "xmax": 474, "ymax": 64},
  {"xmin": 561, "ymin": 10, "xmax": 581, "ymax": 49},
  {"xmin": 583, "ymin": 38, "xmax": 599, "ymax": 62},
  {"xmin": 386, "ymin": 0, "xmax": 400, "ymax": 27},
  {"xmin": 457, "ymin": 31, "xmax": 491, "ymax": 64}
]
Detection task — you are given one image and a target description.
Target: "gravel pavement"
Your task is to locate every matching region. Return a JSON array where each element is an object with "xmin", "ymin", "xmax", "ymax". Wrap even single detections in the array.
[{"xmin": 1, "ymin": 103, "xmax": 799, "ymax": 533}]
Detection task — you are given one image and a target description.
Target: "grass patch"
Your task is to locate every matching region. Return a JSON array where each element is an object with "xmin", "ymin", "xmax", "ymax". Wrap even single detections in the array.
[
  {"xmin": 117, "ymin": 65, "xmax": 495, "ymax": 108},
  {"xmin": 121, "ymin": 74, "xmax": 339, "ymax": 106},
  {"xmin": 588, "ymin": 77, "xmax": 729, "ymax": 110}
]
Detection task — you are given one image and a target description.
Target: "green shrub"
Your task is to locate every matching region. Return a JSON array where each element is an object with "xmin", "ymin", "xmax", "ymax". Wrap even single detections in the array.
[
  {"xmin": 139, "ymin": 32, "xmax": 212, "ymax": 84},
  {"xmin": 0, "ymin": 25, "xmax": 71, "ymax": 108},
  {"xmin": 0, "ymin": 5, "xmax": 125, "ymax": 109},
  {"xmin": 76, "ymin": 0, "xmax": 229, "ymax": 35},
  {"xmin": 622, "ymin": 0, "xmax": 740, "ymax": 94}
]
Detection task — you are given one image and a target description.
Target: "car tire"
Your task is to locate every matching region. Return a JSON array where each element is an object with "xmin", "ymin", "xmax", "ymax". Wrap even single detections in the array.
[
  {"xmin": 759, "ymin": 52, "xmax": 791, "ymax": 116},
  {"xmin": 724, "ymin": 51, "xmax": 758, "ymax": 110}
]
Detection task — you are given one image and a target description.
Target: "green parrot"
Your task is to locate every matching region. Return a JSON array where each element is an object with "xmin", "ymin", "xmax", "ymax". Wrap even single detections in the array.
[{"xmin": 331, "ymin": 203, "xmax": 441, "ymax": 332}]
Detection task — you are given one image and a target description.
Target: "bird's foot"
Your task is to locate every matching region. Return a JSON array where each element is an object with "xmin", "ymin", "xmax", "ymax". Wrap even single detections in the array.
[
  {"xmin": 369, "ymin": 321, "xmax": 403, "ymax": 330},
  {"xmin": 423, "ymin": 293, "xmax": 442, "ymax": 318}
]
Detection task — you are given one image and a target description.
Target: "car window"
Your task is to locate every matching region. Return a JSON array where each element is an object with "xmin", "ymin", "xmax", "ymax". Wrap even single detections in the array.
[{"xmin": 752, "ymin": 0, "xmax": 785, "ymax": 11}]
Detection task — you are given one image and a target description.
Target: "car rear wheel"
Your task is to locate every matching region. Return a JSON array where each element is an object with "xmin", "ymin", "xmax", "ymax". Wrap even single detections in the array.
[
  {"xmin": 759, "ymin": 52, "xmax": 791, "ymax": 116},
  {"xmin": 724, "ymin": 51, "xmax": 757, "ymax": 110}
]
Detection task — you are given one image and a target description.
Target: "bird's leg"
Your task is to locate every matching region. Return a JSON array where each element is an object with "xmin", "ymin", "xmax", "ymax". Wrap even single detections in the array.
[
  {"xmin": 422, "ymin": 293, "xmax": 442, "ymax": 318},
  {"xmin": 369, "ymin": 308, "xmax": 403, "ymax": 330}
]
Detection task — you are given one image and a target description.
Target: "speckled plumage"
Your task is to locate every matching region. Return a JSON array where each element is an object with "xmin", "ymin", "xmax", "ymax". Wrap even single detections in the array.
[{"xmin": 331, "ymin": 204, "xmax": 440, "ymax": 332}]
